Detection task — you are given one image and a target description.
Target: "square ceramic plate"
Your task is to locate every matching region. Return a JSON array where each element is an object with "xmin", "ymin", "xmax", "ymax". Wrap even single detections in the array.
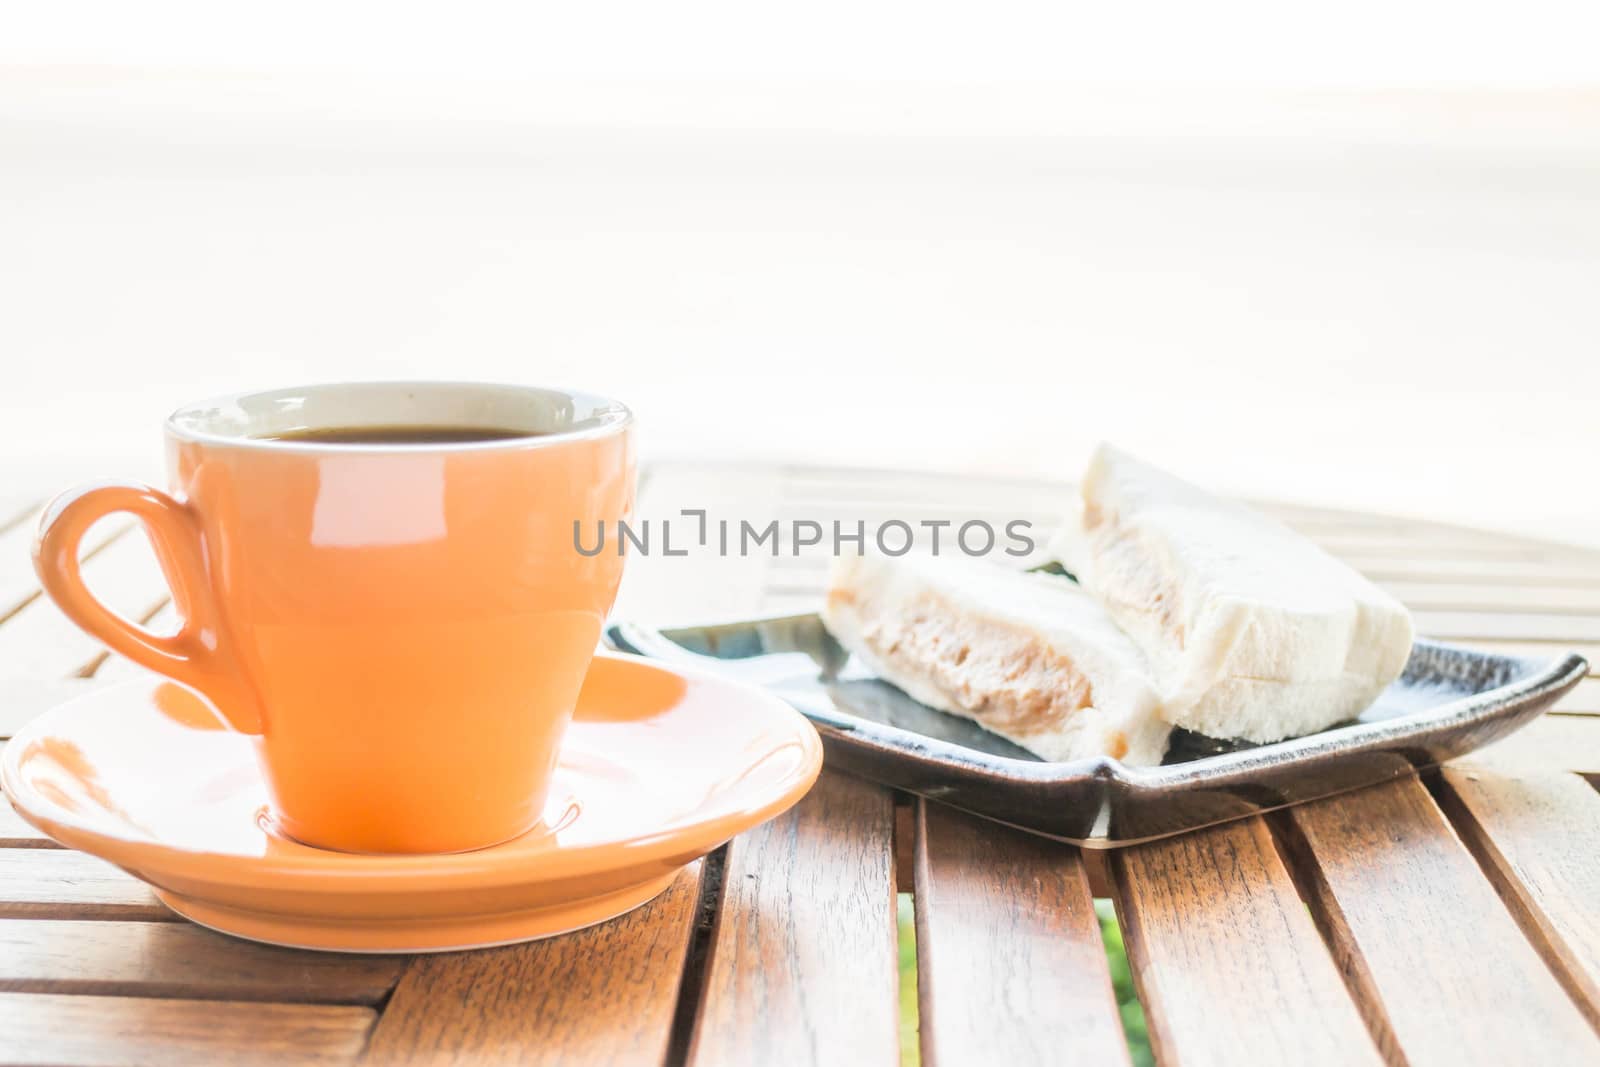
[{"xmin": 606, "ymin": 613, "xmax": 1588, "ymax": 847}]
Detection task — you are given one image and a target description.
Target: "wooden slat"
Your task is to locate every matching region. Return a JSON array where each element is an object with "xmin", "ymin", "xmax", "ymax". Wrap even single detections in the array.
[
  {"xmin": 0, "ymin": 524, "xmax": 168, "ymax": 678},
  {"xmin": 1350, "ymin": 557, "xmax": 1600, "ymax": 587},
  {"xmin": 1253, "ymin": 498, "xmax": 1589, "ymax": 547},
  {"xmin": 1465, "ymin": 640, "xmax": 1600, "ymax": 673},
  {"xmin": 0, "ymin": 919, "xmax": 402, "ymax": 1004},
  {"xmin": 610, "ymin": 467, "xmax": 785, "ymax": 625},
  {"xmin": 758, "ymin": 545, "xmax": 1600, "ymax": 592},
  {"xmin": 1303, "ymin": 528, "xmax": 1596, "ymax": 560},
  {"xmin": 773, "ymin": 468, "xmax": 1588, "ymax": 560},
  {"xmin": 0, "ymin": 795, "xmax": 54, "ymax": 848},
  {"xmin": 0, "ymin": 496, "xmax": 41, "ymax": 532},
  {"xmin": 1324, "ymin": 539, "xmax": 1586, "ymax": 564},
  {"xmin": 1281, "ymin": 779, "xmax": 1600, "ymax": 1065},
  {"xmin": 0, "ymin": 504, "xmax": 46, "ymax": 621},
  {"xmin": 1458, "ymin": 714, "xmax": 1600, "ymax": 776},
  {"xmin": 686, "ymin": 772, "xmax": 900, "ymax": 1067},
  {"xmin": 0, "ymin": 514, "xmax": 131, "ymax": 626},
  {"xmin": 364, "ymin": 863, "xmax": 703, "ymax": 1066},
  {"xmin": 1111, "ymin": 817, "xmax": 1382, "ymax": 1067},
  {"xmin": 1435, "ymin": 768, "xmax": 1600, "ymax": 1028},
  {"xmin": 913, "ymin": 801, "xmax": 1130, "ymax": 1067},
  {"xmin": 89, "ymin": 602, "xmax": 177, "ymax": 682},
  {"xmin": 775, "ymin": 469, "xmax": 1600, "ymax": 565},
  {"xmin": 1382, "ymin": 580, "xmax": 1600, "ymax": 615},
  {"xmin": 0, "ymin": 991, "xmax": 374, "ymax": 1066},
  {"xmin": 751, "ymin": 518, "xmax": 1596, "ymax": 579},
  {"xmin": 0, "ymin": 848, "xmax": 171, "ymax": 920},
  {"xmin": 689, "ymin": 466, "xmax": 906, "ymax": 1062},
  {"xmin": 1411, "ymin": 610, "xmax": 1600, "ymax": 643},
  {"xmin": 778, "ymin": 467, "xmax": 1063, "ymax": 509},
  {"xmin": 0, "ymin": 678, "xmax": 107, "ymax": 738},
  {"xmin": 1556, "ymin": 676, "xmax": 1600, "ymax": 714}
]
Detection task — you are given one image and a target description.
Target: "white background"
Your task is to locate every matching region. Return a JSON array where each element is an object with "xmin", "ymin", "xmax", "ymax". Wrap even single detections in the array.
[{"xmin": 3, "ymin": 4, "xmax": 1598, "ymax": 543}]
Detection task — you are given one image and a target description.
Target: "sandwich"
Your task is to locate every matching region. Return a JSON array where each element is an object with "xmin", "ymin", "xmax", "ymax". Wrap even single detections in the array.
[
  {"xmin": 822, "ymin": 552, "xmax": 1172, "ymax": 764},
  {"xmin": 1050, "ymin": 443, "xmax": 1414, "ymax": 743}
]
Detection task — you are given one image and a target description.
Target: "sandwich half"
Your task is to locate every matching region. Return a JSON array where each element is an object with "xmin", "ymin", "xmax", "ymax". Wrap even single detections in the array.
[
  {"xmin": 822, "ymin": 552, "xmax": 1171, "ymax": 764},
  {"xmin": 1051, "ymin": 443, "xmax": 1415, "ymax": 743}
]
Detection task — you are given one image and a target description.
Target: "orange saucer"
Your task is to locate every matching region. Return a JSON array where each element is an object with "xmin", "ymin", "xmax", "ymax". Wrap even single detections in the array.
[{"xmin": 0, "ymin": 653, "xmax": 822, "ymax": 952}]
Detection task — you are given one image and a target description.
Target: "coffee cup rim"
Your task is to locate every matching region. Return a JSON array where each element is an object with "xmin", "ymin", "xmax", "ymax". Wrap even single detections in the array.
[{"xmin": 165, "ymin": 380, "xmax": 632, "ymax": 454}]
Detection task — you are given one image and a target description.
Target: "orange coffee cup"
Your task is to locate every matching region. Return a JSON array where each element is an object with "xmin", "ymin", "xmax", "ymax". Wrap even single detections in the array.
[{"xmin": 33, "ymin": 382, "xmax": 635, "ymax": 854}]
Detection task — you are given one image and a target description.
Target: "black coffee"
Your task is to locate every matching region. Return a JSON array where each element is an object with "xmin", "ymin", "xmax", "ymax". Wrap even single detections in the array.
[{"xmin": 262, "ymin": 425, "xmax": 544, "ymax": 445}]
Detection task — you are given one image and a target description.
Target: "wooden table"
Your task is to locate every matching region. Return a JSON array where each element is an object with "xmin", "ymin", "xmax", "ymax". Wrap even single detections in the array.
[{"xmin": 3, "ymin": 462, "xmax": 1600, "ymax": 1066}]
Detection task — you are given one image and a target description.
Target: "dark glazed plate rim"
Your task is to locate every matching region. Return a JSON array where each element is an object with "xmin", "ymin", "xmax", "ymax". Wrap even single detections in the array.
[{"xmin": 606, "ymin": 612, "xmax": 1588, "ymax": 847}]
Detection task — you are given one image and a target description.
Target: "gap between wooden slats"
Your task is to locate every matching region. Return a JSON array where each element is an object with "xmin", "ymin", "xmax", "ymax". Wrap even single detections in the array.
[
  {"xmin": 0, "ymin": 991, "xmax": 374, "ymax": 1067},
  {"xmin": 1429, "ymin": 769, "xmax": 1600, "ymax": 1032},
  {"xmin": 366, "ymin": 469, "xmax": 783, "ymax": 1067},
  {"xmin": 0, "ymin": 510, "xmax": 133, "ymax": 627},
  {"xmin": 0, "ymin": 918, "xmax": 401, "ymax": 1004},
  {"xmin": 0, "ymin": 848, "xmax": 172, "ymax": 921},
  {"xmin": 683, "ymin": 772, "xmax": 900, "ymax": 1067},
  {"xmin": 1556, "ymin": 676, "xmax": 1600, "ymax": 715},
  {"xmin": 1111, "ymin": 816, "xmax": 1384, "ymax": 1067},
  {"xmin": 0, "ymin": 798, "xmax": 51, "ymax": 848},
  {"xmin": 0, "ymin": 521, "xmax": 169, "ymax": 679},
  {"xmin": 81, "ymin": 599, "xmax": 175, "ymax": 682},
  {"xmin": 1273, "ymin": 778, "xmax": 1600, "ymax": 1065},
  {"xmin": 364, "ymin": 863, "xmax": 704, "ymax": 1067},
  {"xmin": 913, "ymin": 799, "xmax": 1130, "ymax": 1067},
  {"xmin": 0, "ymin": 497, "xmax": 40, "ymax": 533}
]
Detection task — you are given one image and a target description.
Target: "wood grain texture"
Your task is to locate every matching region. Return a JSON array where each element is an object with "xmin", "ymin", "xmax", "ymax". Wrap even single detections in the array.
[
  {"xmin": 0, "ymin": 919, "xmax": 402, "ymax": 1003},
  {"xmin": 1435, "ymin": 768, "xmax": 1600, "ymax": 1029},
  {"xmin": 914, "ymin": 801, "xmax": 1130, "ymax": 1067},
  {"xmin": 0, "ymin": 848, "xmax": 171, "ymax": 920},
  {"xmin": 1112, "ymin": 817, "xmax": 1383, "ymax": 1067},
  {"xmin": 686, "ymin": 771, "xmax": 900, "ymax": 1067},
  {"xmin": 0, "ymin": 991, "xmax": 374, "ymax": 1066},
  {"xmin": 363, "ymin": 863, "xmax": 703, "ymax": 1067},
  {"xmin": 1282, "ymin": 779, "xmax": 1600, "ymax": 1066}
]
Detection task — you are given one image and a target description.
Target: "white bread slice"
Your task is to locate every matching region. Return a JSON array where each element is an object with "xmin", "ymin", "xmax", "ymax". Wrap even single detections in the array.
[
  {"xmin": 1051, "ymin": 443, "xmax": 1415, "ymax": 743},
  {"xmin": 821, "ymin": 553, "xmax": 1171, "ymax": 765}
]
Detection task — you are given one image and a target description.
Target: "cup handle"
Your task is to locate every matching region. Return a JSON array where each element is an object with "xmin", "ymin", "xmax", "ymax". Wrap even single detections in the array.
[{"xmin": 33, "ymin": 481, "xmax": 262, "ymax": 734}]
